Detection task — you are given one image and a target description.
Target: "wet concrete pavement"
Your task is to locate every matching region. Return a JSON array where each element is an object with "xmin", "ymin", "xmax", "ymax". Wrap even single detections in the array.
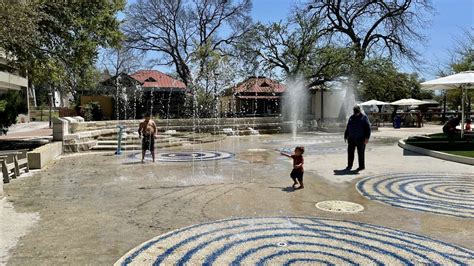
[{"xmin": 2, "ymin": 126, "xmax": 474, "ymax": 265}]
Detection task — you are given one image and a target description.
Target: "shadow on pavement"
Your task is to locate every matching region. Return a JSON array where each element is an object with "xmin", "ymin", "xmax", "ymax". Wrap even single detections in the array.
[
  {"xmin": 269, "ymin": 186, "xmax": 296, "ymax": 193},
  {"xmin": 333, "ymin": 169, "xmax": 359, "ymax": 175},
  {"xmin": 122, "ymin": 161, "xmax": 144, "ymax": 165},
  {"xmin": 403, "ymin": 150, "xmax": 424, "ymax": 156}
]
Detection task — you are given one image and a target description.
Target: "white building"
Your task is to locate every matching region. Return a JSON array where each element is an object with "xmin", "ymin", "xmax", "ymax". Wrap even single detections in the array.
[
  {"xmin": 0, "ymin": 50, "xmax": 32, "ymax": 122},
  {"xmin": 310, "ymin": 79, "xmax": 358, "ymax": 122}
]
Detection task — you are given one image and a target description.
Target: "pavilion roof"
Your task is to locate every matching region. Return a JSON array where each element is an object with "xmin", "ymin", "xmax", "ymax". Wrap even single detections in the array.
[
  {"xmin": 131, "ymin": 70, "xmax": 186, "ymax": 89},
  {"xmin": 233, "ymin": 77, "xmax": 285, "ymax": 94}
]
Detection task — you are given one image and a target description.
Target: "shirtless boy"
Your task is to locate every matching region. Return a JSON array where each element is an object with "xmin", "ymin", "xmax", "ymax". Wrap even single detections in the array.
[{"xmin": 138, "ymin": 113, "xmax": 157, "ymax": 163}]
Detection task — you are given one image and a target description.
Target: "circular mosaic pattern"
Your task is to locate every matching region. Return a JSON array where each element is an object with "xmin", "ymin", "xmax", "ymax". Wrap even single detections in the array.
[
  {"xmin": 131, "ymin": 151, "xmax": 234, "ymax": 162},
  {"xmin": 115, "ymin": 217, "xmax": 474, "ymax": 265},
  {"xmin": 357, "ymin": 173, "xmax": 474, "ymax": 218},
  {"xmin": 316, "ymin": 201, "xmax": 364, "ymax": 213}
]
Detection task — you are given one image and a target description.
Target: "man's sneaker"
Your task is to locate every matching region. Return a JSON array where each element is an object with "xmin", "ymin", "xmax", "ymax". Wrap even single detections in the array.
[{"xmin": 356, "ymin": 167, "xmax": 365, "ymax": 172}]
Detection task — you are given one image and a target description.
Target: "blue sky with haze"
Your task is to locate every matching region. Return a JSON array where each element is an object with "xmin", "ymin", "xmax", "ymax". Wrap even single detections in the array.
[
  {"xmin": 252, "ymin": 0, "xmax": 474, "ymax": 80},
  {"xmin": 123, "ymin": 0, "xmax": 474, "ymax": 80}
]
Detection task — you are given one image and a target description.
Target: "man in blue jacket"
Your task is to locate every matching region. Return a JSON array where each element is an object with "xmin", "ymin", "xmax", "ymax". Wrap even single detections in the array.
[{"xmin": 344, "ymin": 105, "xmax": 371, "ymax": 171}]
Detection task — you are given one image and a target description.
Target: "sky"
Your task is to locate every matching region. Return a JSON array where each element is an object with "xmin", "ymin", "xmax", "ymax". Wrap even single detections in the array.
[
  {"xmin": 252, "ymin": 0, "xmax": 474, "ymax": 80},
  {"xmin": 123, "ymin": 0, "xmax": 474, "ymax": 81}
]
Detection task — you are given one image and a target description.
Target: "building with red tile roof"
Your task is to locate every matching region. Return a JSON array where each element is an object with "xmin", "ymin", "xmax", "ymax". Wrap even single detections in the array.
[
  {"xmin": 221, "ymin": 76, "xmax": 286, "ymax": 116},
  {"xmin": 98, "ymin": 70, "xmax": 187, "ymax": 119},
  {"xmin": 233, "ymin": 76, "xmax": 285, "ymax": 94},
  {"xmin": 131, "ymin": 70, "xmax": 186, "ymax": 91}
]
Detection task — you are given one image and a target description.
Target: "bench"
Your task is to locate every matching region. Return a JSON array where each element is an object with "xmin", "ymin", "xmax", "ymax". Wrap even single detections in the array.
[
  {"xmin": 0, "ymin": 155, "xmax": 17, "ymax": 183},
  {"xmin": 14, "ymin": 149, "xmax": 29, "ymax": 176},
  {"xmin": 0, "ymin": 149, "xmax": 30, "ymax": 183}
]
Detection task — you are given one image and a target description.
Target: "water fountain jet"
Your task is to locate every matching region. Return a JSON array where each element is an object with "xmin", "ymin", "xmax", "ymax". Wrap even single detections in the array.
[{"xmin": 283, "ymin": 76, "xmax": 309, "ymax": 141}]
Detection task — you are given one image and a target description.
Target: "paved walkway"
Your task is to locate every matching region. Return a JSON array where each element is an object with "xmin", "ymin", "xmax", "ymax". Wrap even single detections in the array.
[
  {"xmin": 2, "ymin": 126, "xmax": 473, "ymax": 265},
  {"xmin": 0, "ymin": 122, "xmax": 51, "ymax": 140}
]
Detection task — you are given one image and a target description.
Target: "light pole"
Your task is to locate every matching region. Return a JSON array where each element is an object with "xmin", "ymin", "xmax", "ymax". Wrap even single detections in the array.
[{"xmin": 48, "ymin": 91, "xmax": 53, "ymax": 128}]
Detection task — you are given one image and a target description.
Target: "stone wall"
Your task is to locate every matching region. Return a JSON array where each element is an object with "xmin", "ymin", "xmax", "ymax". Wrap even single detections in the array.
[
  {"xmin": 53, "ymin": 116, "xmax": 284, "ymax": 152},
  {"xmin": 68, "ymin": 117, "xmax": 283, "ymax": 134}
]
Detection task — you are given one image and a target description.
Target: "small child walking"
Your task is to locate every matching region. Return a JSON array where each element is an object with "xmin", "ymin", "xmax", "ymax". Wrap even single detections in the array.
[{"xmin": 281, "ymin": 146, "xmax": 305, "ymax": 189}]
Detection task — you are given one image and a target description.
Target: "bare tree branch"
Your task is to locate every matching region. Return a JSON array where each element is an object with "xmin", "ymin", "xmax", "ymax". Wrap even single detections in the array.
[
  {"xmin": 123, "ymin": 0, "xmax": 252, "ymax": 88},
  {"xmin": 308, "ymin": 0, "xmax": 432, "ymax": 65}
]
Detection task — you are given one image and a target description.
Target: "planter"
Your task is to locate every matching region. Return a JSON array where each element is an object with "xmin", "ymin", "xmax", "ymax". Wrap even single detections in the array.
[
  {"xmin": 27, "ymin": 142, "xmax": 63, "ymax": 169},
  {"xmin": 398, "ymin": 139, "xmax": 474, "ymax": 165}
]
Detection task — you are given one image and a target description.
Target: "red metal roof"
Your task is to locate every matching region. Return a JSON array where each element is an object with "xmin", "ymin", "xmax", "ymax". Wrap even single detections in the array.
[
  {"xmin": 131, "ymin": 70, "xmax": 186, "ymax": 89},
  {"xmin": 233, "ymin": 77, "xmax": 285, "ymax": 94}
]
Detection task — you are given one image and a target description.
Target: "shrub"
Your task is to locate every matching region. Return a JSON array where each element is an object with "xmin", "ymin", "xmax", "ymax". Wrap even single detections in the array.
[
  {"xmin": 82, "ymin": 101, "xmax": 103, "ymax": 121},
  {"xmin": 0, "ymin": 91, "xmax": 27, "ymax": 134}
]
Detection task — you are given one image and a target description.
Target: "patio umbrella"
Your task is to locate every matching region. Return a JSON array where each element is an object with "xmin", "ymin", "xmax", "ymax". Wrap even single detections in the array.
[
  {"xmin": 421, "ymin": 70, "xmax": 474, "ymax": 137},
  {"xmin": 358, "ymin": 99, "xmax": 390, "ymax": 106},
  {"xmin": 390, "ymin": 98, "xmax": 428, "ymax": 106}
]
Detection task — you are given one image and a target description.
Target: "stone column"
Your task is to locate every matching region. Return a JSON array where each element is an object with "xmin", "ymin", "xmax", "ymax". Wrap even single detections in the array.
[{"xmin": 52, "ymin": 117, "xmax": 69, "ymax": 141}]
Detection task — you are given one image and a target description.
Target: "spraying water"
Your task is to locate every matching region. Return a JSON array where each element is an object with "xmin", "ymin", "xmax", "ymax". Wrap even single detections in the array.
[
  {"xmin": 329, "ymin": 79, "xmax": 358, "ymax": 122},
  {"xmin": 283, "ymin": 76, "xmax": 309, "ymax": 141}
]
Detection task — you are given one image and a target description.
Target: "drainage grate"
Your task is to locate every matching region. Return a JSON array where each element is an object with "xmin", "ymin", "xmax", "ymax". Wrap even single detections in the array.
[{"xmin": 316, "ymin": 200, "xmax": 364, "ymax": 213}]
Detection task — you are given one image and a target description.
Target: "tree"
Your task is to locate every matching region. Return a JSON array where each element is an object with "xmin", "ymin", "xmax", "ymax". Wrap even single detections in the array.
[
  {"xmin": 192, "ymin": 44, "xmax": 237, "ymax": 117},
  {"xmin": 358, "ymin": 58, "xmax": 431, "ymax": 102},
  {"xmin": 0, "ymin": 1, "xmax": 125, "ymax": 94},
  {"xmin": 439, "ymin": 29, "xmax": 474, "ymax": 111},
  {"xmin": 358, "ymin": 58, "xmax": 407, "ymax": 102},
  {"xmin": 97, "ymin": 46, "xmax": 147, "ymax": 119},
  {"xmin": 449, "ymin": 28, "xmax": 474, "ymax": 74},
  {"xmin": 101, "ymin": 46, "xmax": 145, "ymax": 77},
  {"xmin": 124, "ymin": 0, "xmax": 252, "ymax": 87},
  {"xmin": 238, "ymin": 9, "xmax": 351, "ymax": 87},
  {"xmin": 0, "ymin": 91, "xmax": 27, "ymax": 134},
  {"xmin": 409, "ymin": 73, "xmax": 434, "ymax": 100},
  {"xmin": 307, "ymin": 0, "xmax": 433, "ymax": 67},
  {"xmin": 124, "ymin": 0, "xmax": 252, "ymax": 118}
]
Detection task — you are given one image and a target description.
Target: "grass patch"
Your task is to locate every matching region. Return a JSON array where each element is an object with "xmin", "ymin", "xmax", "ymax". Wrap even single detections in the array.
[
  {"xmin": 441, "ymin": 150, "xmax": 474, "ymax": 158},
  {"xmin": 30, "ymin": 110, "xmax": 59, "ymax": 122},
  {"xmin": 406, "ymin": 133, "xmax": 474, "ymax": 159}
]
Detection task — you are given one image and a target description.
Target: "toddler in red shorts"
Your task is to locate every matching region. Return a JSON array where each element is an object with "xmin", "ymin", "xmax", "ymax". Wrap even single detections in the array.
[{"xmin": 281, "ymin": 146, "xmax": 305, "ymax": 189}]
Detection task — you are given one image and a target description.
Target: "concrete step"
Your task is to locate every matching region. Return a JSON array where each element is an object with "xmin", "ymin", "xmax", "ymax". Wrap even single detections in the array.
[
  {"xmin": 219, "ymin": 129, "xmax": 281, "ymax": 135},
  {"xmin": 96, "ymin": 138, "xmax": 187, "ymax": 146},
  {"xmin": 97, "ymin": 134, "xmax": 171, "ymax": 140},
  {"xmin": 90, "ymin": 142, "xmax": 186, "ymax": 151}
]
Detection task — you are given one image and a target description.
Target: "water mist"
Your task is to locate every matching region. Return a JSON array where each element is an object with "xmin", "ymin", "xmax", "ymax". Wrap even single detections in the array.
[{"xmin": 283, "ymin": 76, "xmax": 309, "ymax": 141}]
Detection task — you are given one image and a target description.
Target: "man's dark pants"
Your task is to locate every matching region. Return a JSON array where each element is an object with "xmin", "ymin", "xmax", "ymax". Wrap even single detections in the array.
[{"xmin": 347, "ymin": 139, "xmax": 365, "ymax": 169}]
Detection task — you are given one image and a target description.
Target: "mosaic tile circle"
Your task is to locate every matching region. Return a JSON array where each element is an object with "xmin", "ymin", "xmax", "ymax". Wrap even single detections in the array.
[
  {"xmin": 357, "ymin": 173, "xmax": 474, "ymax": 218},
  {"xmin": 116, "ymin": 217, "xmax": 474, "ymax": 265},
  {"xmin": 131, "ymin": 151, "xmax": 234, "ymax": 162}
]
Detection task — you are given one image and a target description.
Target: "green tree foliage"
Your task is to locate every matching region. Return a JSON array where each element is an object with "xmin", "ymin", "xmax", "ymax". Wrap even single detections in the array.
[
  {"xmin": 239, "ymin": 9, "xmax": 352, "ymax": 87},
  {"xmin": 0, "ymin": 0, "xmax": 125, "ymax": 91},
  {"xmin": 358, "ymin": 58, "xmax": 432, "ymax": 102},
  {"xmin": 192, "ymin": 42, "xmax": 237, "ymax": 117},
  {"xmin": 441, "ymin": 30, "xmax": 474, "ymax": 110},
  {"xmin": 0, "ymin": 91, "xmax": 27, "ymax": 134}
]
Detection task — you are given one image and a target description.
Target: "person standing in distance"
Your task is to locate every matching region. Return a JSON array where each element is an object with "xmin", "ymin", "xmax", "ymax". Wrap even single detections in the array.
[
  {"xmin": 344, "ymin": 105, "xmax": 371, "ymax": 171},
  {"xmin": 138, "ymin": 113, "xmax": 157, "ymax": 163}
]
